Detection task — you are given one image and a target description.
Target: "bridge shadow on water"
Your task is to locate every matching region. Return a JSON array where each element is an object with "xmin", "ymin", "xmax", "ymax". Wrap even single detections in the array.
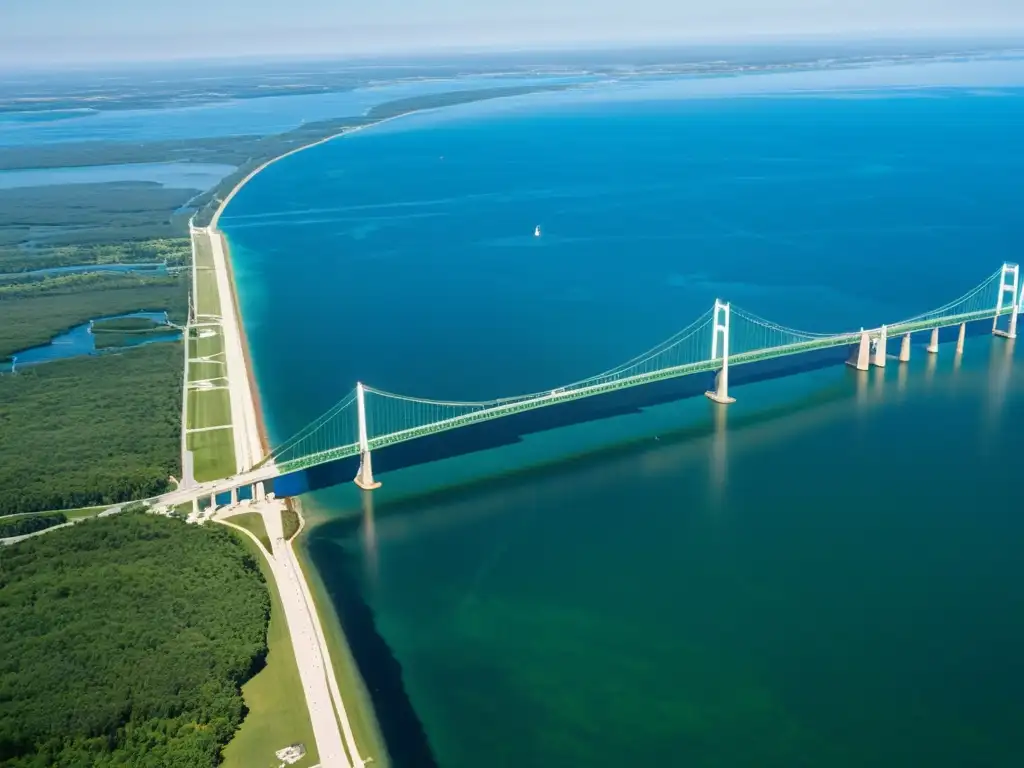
[{"xmin": 302, "ymin": 528, "xmax": 441, "ymax": 768}]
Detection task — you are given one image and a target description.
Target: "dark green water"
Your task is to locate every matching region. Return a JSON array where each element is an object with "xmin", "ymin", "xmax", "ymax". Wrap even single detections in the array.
[{"xmin": 307, "ymin": 340, "xmax": 1024, "ymax": 767}]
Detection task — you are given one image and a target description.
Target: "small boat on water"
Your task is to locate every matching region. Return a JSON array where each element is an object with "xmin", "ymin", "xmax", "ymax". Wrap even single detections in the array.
[{"xmin": 534, "ymin": 225, "xmax": 542, "ymax": 237}]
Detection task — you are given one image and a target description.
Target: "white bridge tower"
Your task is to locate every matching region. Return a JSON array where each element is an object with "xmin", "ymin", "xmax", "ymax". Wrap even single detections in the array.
[
  {"xmin": 993, "ymin": 262, "xmax": 1020, "ymax": 339},
  {"xmin": 705, "ymin": 300, "xmax": 736, "ymax": 405},
  {"xmin": 354, "ymin": 382, "xmax": 382, "ymax": 490}
]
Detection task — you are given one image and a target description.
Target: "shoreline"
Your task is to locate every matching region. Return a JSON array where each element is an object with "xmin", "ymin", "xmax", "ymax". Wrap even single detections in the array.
[
  {"xmin": 209, "ymin": 111, "xmax": 421, "ymax": 457},
  {"xmin": 206, "ymin": 116, "xmax": 408, "ymax": 766},
  {"xmin": 200, "ymin": 86, "xmax": 587, "ymax": 765}
]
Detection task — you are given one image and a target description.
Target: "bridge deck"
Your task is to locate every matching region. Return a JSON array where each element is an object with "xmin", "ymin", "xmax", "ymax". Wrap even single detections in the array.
[{"xmin": 276, "ymin": 307, "xmax": 1010, "ymax": 474}]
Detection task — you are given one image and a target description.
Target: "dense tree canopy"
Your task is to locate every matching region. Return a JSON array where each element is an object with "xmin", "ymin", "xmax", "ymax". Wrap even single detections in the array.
[
  {"xmin": 0, "ymin": 271, "xmax": 187, "ymax": 359},
  {"xmin": 0, "ymin": 513, "xmax": 270, "ymax": 767},
  {"xmin": 0, "ymin": 514, "xmax": 66, "ymax": 538},
  {"xmin": 0, "ymin": 343, "xmax": 182, "ymax": 516}
]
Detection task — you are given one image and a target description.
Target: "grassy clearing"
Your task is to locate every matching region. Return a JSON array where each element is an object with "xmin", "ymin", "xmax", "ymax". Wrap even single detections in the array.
[
  {"xmin": 92, "ymin": 317, "xmax": 163, "ymax": 332},
  {"xmin": 193, "ymin": 235, "xmax": 221, "ymax": 318},
  {"xmin": 187, "ymin": 362, "xmax": 227, "ymax": 383},
  {"xmin": 294, "ymin": 538, "xmax": 390, "ymax": 767},
  {"xmin": 184, "ymin": 228, "xmax": 236, "ymax": 483},
  {"xmin": 222, "ymin": 532, "xmax": 319, "ymax": 768},
  {"xmin": 231, "ymin": 512, "xmax": 272, "ymax": 553},
  {"xmin": 187, "ymin": 428, "xmax": 237, "ymax": 482},
  {"xmin": 191, "ymin": 329, "xmax": 225, "ymax": 360},
  {"xmin": 282, "ymin": 508, "xmax": 301, "ymax": 541},
  {"xmin": 186, "ymin": 387, "xmax": 232, "ymax": 431}
]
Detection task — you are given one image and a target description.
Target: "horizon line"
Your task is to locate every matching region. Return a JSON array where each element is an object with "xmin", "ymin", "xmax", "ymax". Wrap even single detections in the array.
[{"xmin": 2, "ymin": 30, "xmax": 1023, "ymax": 73}]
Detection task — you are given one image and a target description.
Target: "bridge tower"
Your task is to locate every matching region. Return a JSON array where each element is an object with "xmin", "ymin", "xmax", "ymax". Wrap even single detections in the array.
[
  {"xmin": 993, "ymin": 262, "xmax": 1020, "ymax": 339},
  {"xmin": 354, "ymin": 382, "xmax": 382, "ymax": 491},
  {"xmin": 705, "ymin": 300, "xmax": 736, "ymax": 405}
]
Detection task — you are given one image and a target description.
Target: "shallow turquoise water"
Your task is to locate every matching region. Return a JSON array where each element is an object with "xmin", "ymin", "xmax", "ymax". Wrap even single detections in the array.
[{"xmin": 222, "ymin": 63, "xmax": 1024, "ymax": 766}]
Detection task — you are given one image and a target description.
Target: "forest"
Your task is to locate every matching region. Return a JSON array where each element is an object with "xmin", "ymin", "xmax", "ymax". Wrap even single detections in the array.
[
  {"xmin": 0, "ymin": 344, "xmax": 182, "ymax": 516},
  {"xmin": 0, "ymin": 182, "xmax": 193, "ymax": 248},
  {"xmin": 0, "ymin": 513, "xmax": 67, "ymax": 538},
  {"xmin": 0, "ymin": 271, "xmax": 187, "ymax": 359},
  {"xmin": 0, "ymin": 513, "xmax": 271, "ymax": 767},
  {"xmin": 0, "ymin": 237, "xmax": 190, "ymax": 273}
]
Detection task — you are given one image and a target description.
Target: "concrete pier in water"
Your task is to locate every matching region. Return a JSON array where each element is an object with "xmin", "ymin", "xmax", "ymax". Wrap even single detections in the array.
[{"xmin": 899, "ymin": 333, "xmax": 911, "ymax": 363}]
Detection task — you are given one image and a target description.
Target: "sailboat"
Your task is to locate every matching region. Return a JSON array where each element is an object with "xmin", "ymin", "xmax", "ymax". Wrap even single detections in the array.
[{"xmin": 534, "ymin": 225, "xmax": 542, "ymax": 238}]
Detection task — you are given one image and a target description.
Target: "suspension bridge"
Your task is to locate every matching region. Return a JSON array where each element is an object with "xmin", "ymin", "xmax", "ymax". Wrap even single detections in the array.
[{"xmin": 166, "ymin": 262, "xmax": 1020, "ymax": 508}]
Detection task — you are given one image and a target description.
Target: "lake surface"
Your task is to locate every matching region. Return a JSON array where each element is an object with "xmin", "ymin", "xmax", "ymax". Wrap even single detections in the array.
[
  {"xmin": 0, "ymin": 311, "xmax": 179, "ymax": 372},
  {"xmin": 0, "ymin": 162, "xmax": 235, "ymax": 190},
  {"xmin": 0, "ymin": 76, "xmax": 592, "ymax": 146},
  {"xmin": 222, "ymin": 60, "xmax": 1024, "ymax": 767}
]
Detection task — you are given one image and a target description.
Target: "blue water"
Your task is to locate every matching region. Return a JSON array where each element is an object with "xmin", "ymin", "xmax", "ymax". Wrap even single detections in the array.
[
  {"xmin": 0, "ymin": 76, "xmax": 592, "ymax": 146},
  {"xmin": 221, "ymin": 60, "xmax": 1024, "ymax": 767},
  {"xmin": 0, "ymin": 162, "xmax": 235, "ymax": 190},
  {"xmin": 223, "ymin": 64, "xmax": 1024, "ymax": 446},
  {"xmin": 1, "ymin": 311, "xmax": 179, "ymax": 372}
]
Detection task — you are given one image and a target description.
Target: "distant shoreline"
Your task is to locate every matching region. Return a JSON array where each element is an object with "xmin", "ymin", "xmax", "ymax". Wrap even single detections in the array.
[{"xmin": 205, "ymin": 83, "xmax": 569, "ymax": 446}]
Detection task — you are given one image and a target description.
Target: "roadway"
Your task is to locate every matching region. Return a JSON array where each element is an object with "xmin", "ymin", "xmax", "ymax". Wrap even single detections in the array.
[
  {"xmin": 222, "ymin": 501, "xmax": 351, "ymax": 767},
  {"xmin": 183, "ymin": 224, "xmax": 362, "ymax": 768}
]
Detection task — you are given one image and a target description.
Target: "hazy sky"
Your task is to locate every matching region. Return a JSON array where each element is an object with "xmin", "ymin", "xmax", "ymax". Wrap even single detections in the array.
[{"xmin": 5, "ymin": 0, "xmax": 1024, "ymax": 65}]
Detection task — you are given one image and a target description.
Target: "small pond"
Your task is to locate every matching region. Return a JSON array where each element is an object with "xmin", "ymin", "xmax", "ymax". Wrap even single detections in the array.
[{"xmin": 1, "ymin": 311, "xmax": 181, "ymax": 373}]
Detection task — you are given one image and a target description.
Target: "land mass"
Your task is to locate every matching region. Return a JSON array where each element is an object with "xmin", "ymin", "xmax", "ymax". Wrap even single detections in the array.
[{"xmin": 0, "ymin": 512, "xmax": 271, "ymax": 767}]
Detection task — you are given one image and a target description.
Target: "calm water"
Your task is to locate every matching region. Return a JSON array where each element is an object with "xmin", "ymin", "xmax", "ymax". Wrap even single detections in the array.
[
  {"xmin": 222, "ymin": 63, "xmax": 1024, "ymax": 767},
  {"xmin": 0, "ymin": 76, "xmax": 590, "ymax": 146},
  {"xmin": 0, "ymin": 311, "xmax": 178, "ymax": 372},
  {"xmin": 0, "ymin": 161, "xmax": 235, "ymax": 190}
]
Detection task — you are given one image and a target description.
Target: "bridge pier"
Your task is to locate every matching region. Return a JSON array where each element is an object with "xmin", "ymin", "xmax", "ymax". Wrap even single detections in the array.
[
  {"xmin": 899, "ymin": 332, "xmax": 911, "ymax": 363},
  {"xmin": 355, "ymin": 450, "xmax": 381, "ymax": 491},
  {"xmin": 254, "ymin": 482, "xmax": 266, "ymax": 502},
  {"xmin": 208, "ymin": 493, "xmax": 216, "ymax": 512},
  {"xmin": 927, "ymin": 327, "xmax": 939, "ymax": 354},
  {"xmin": 230, "ymin": 487, "xmax": 238, "ymax": 507},
  {"xmin": 706, "ymin": 368, "xmax": 735, "ymax": 405},
  {"xmin": 872, "ymin": 325, "xmax": 888, "ymax": 368},
  {"xmin": 354, "ymin": 383, "xmax": 383, "ymax": 490},
  {"xmin": 848, "ymin": 330, "xmax": 871, "ymax": 371},
  {"xmin": 192, "ymin": 497, "xmax": 199, "ymax": 516},
  {"xmin": 956, "ymin": 322, "xmax": 966, "ymax": 355},
  {"xmin": 705, "ymin": 300, "xmax": 736, "ymax": 404}
]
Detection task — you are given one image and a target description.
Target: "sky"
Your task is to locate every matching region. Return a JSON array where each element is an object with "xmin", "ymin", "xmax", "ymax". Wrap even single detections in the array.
[{"xmin": 4, "ymin": 0, "xmax": 1024, "ymax": 66}]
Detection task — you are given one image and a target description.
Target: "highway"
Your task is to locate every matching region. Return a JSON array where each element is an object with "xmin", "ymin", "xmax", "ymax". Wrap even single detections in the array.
[{"xmin": 186, "ymin": 224, "xmax": 364, "ymax": 768}]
